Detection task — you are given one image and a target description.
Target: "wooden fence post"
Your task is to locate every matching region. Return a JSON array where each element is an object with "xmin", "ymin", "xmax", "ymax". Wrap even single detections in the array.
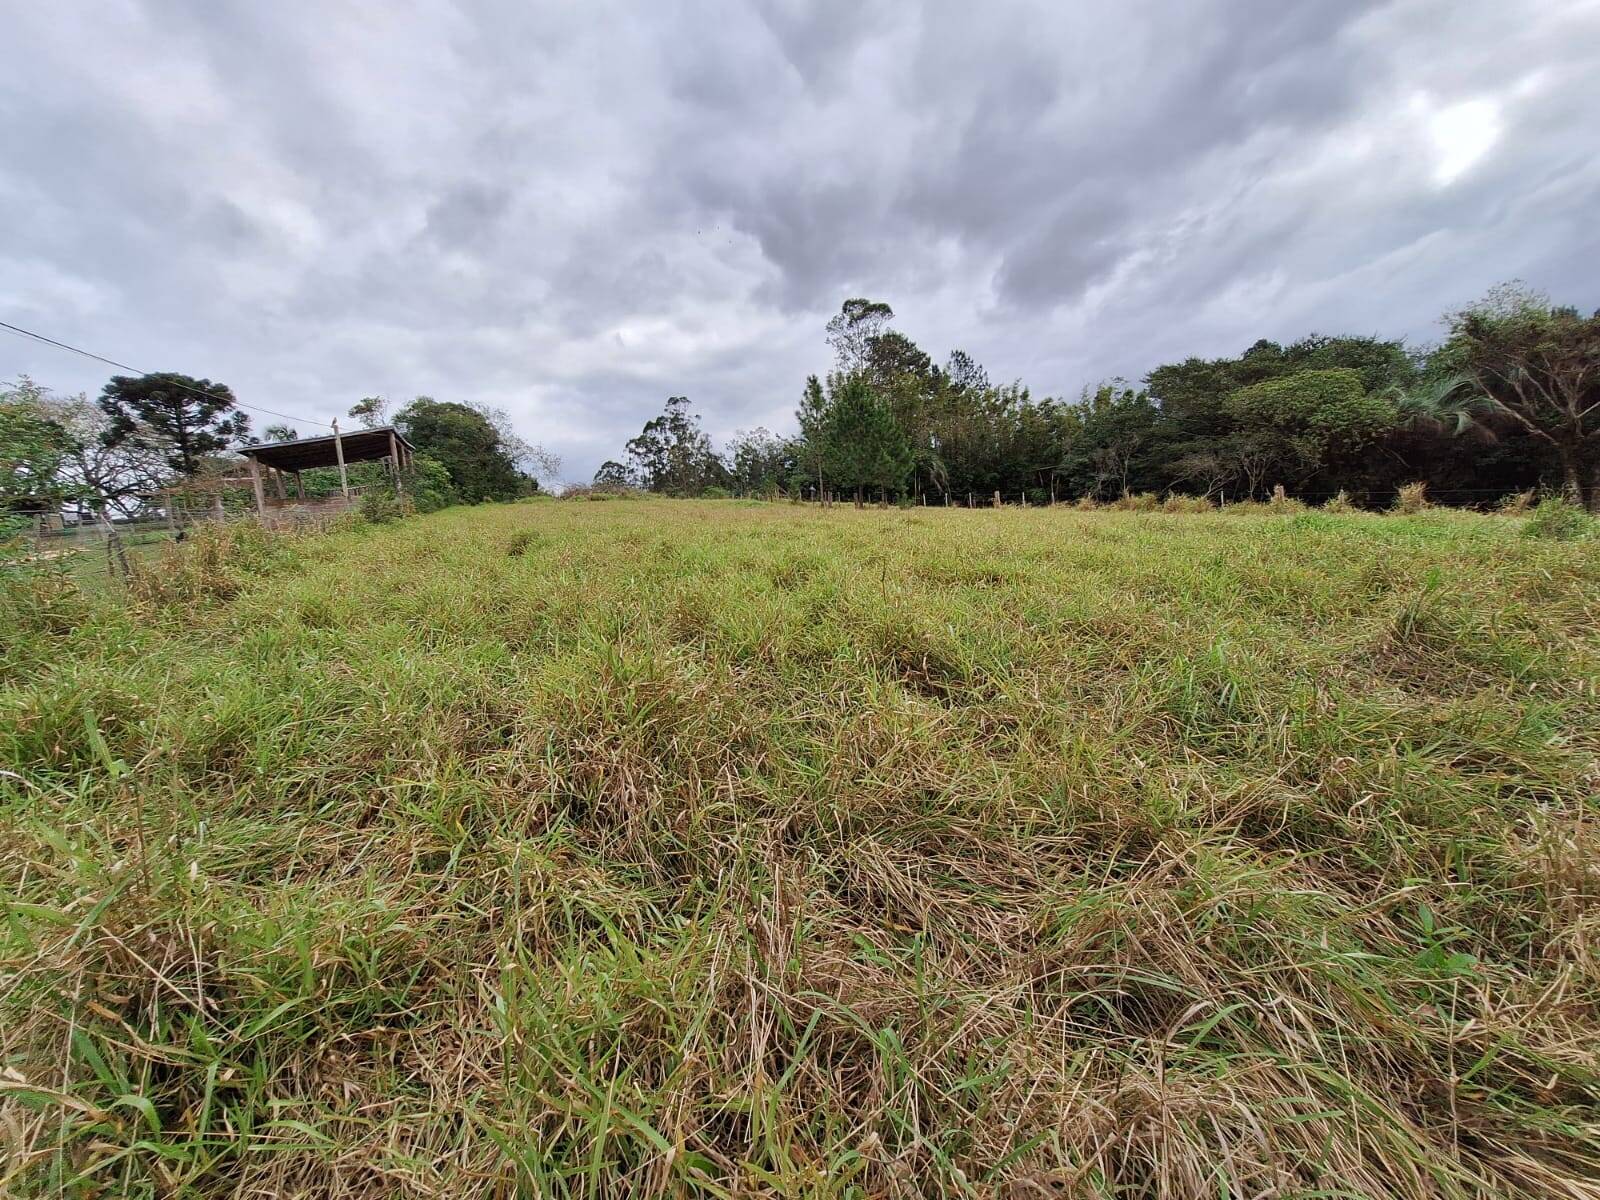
[
  {"xmin": 248, "ymin": 454, "xmax": 267, "ymax": 516},
  {"xmin": 100, "ymin": 507, "xmax": 129, "ymax": 579},
  {"xmin": 389, "ymin": 429, "xmax": 403, "ymax": 494},
  {"xmin": 993, "ymin": 490, "xmax": 1001, "ymax": 508},
  {"xmin": 332, "ymin": 419, "xmax": 350, "ymax": 498}
]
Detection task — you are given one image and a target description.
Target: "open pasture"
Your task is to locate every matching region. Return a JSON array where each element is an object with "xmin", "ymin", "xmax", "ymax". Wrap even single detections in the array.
[{"xmin": 4, "ymin": 499, "xmax": 1600, "ymax": 1198}]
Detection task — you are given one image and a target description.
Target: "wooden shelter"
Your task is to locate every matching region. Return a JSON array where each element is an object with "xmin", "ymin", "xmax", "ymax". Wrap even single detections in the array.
[{"xmin": 238, "ymin": 422, "xmax": 415, "ymax": 518}]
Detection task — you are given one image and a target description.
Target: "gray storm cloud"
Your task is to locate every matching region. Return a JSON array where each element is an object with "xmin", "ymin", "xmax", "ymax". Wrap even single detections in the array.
[{"xmin": 3, "ymin": 0, "xmax": 1597, "ymax": 481}]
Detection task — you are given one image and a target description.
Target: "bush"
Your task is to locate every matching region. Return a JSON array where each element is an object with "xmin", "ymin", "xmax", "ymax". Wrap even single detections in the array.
[
  {"xmin": 359, "ymin": 489, "xmax": 411, "ymax": 524},
  {"xmin": 1072, "ymin": 495, "xmax": 1100, "ymax": 511},
  {"xmin": 1112, "ymin": 491, "xmax": 1159, "ymax": 512},
  {"xmin": 1269, "ymin": 485, "xmax": 1305, "ymax": 513},
  {"xmin": 1392, "ymin": 482, "xmax": 1430, "ymax": 514},
  {"xmin": 1161, "ymin": 494, "xmax": 1214, "ymax": 513},
  {"xmin": 701, "ymin": 485, "xmax": 730, "ymax": 500},
  {"xmin": 1323, "ymin": 489, "xmax": 1357, "ymax": 513},
  {"xmin": 127, "ymin": 521, "xmax": 291, "ymax": 607},
  {"xmin": 402, "ymin": 453, "xmax": 458, "ymax": 513},
  {"xmin": 1522, "ymin": 497, "xmax": 1597, "ymax": 541},
  {"xmin": 1497, "ymin": 489, "xmax": 1536, "ymax": 515}
]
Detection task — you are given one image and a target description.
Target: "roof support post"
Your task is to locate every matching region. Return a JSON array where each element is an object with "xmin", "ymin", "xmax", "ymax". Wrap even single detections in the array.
[
  {"xmin": 248, "ymin": 454, "xmax": 267, "ymax": 516},
  {"xmin": 294, "ymin": 470, "xmax": 305, "ymax": 499},
  {"xmin": 389, "ymin": 429, "xmax": 403, "ymax": 494},
  {"xmin": 272, "ymin": 466, "xmax": 287, "ymax": 501},
  {"xmin": 331, "ymin": 419, "xmax": 350, "ymax": 499}
]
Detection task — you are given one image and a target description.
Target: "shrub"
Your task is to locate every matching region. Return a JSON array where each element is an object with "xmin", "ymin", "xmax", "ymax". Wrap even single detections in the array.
[
  {"xmin": 1161, "ymin": 494, "xmax": 1214, "ymax": 513},
  {"xmin": 1522, "ymin": 497, "xmax": 1597, "ymax": 541},
  {"xmin": 1112, "ymin": 491, "xmax": 1159, "ymax": 512},
  {"xmin": 1269, "ymin": 485, "xmax": 1305, "ymax": 513},
  {"xmin": 359, "ymin": 489, "xmax": 411, "ymax": 524},
  {"xmin": 1392, "ymin": 482, "xmax": 1430, "ymax": 514},
  {"xmin": 402, "ymin": 453, "xmax": 458, "ymax": 513},
  {"xmin": 1072, "ymin": 495, "xmax": 1100, "ymax": 511},
  {"xmin": 1497, "ymin": 489, "xmax": 1536, "ymax": 515},
  {"xmin": 127, "ymin": 521, "xmax": 291, "ymax": 607},
  {"xmin": 1323, "ymin": 489, "xmax": 1357, "ymax": 513},
  {"xmin": 701, "ymin": 485, "xmax": 730, "ymax": 500}
]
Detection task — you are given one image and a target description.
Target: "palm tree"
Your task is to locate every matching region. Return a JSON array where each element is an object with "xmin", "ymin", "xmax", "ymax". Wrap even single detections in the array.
[{"xmin": 1391, "ymin": 374, "xmax": 1487, "ymax": 436}]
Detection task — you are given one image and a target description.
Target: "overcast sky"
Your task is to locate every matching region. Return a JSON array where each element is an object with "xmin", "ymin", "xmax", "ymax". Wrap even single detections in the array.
[{"xmin": 4, "ymin": 1, "xmax": 1598, "ymax": 482}]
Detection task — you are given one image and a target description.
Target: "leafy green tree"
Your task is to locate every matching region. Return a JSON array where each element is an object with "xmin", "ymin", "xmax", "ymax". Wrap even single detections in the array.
[
  {"xmin": 1223, "ymin": 368, "xmax": 1395, "ymax": 494},
  {"xmin": 822, "ymin": 375, "xmax": 913, "ymax": 505},
  {"xmin": 262, "ymin": 424, "xmax": 298, "ymax": 442},
  {"xmin": 593, "ymin": 460, "xmax": 637, "ymax": 489},
  {"xmin": 1061, "ymin": 382, "xmax": 1158, "ymax": 499},
  {"xmin": 1228, "ymin": 369, "xmax": 1393, "ymax": 447},
  {"xmin": 394, "ymin": 397, "xmax": 527, "ymax": 502},
  {"xmin": 794, "ymin": 375, "xmax": 830, "ymax": 500},
  {"xmin": 348, "ymin": 396, "xmax": 389, "ymax": 429},
  {"xmin": 1416, "ymin": 286, "xmax": 1600, "ymax": 510},
  {"xmin": 48, "ymin": 394, "xmax": 172, "ymax": 517},
  {"xmin": 726, "ymin": 427, "xmax": 792, "ymax": 496},
  {"xmin": 98, "ymin": 373, "xmax": 249, "ymax": 477},
  {"xmin": 945, "ymin": 349, "xmax": 989, "ymax": 396},
  {"xmin": 825, "ymin": 298, "xmax": 895, "ymax": 372},
  {"xmin": 624, "ymin": 396, "xmax": 726, "ymax": 495},
  {"xmin": 1, "ymin": 377, "xmax": 80, "ymax": 509}
]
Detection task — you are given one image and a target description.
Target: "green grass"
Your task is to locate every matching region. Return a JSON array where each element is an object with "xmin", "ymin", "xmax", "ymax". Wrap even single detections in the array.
[{"xmin": 3, "ymin": 499, "xmax": 1599, "ymax": 1198}]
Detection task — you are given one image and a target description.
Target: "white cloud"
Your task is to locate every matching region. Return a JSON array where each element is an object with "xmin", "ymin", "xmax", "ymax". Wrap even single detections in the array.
[{"xmin": 1427, "ymin": 99, "xmax": 1503, "ymax": 185}]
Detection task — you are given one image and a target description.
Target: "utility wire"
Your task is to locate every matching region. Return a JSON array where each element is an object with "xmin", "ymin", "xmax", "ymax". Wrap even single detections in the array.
[{"xmin": 0, "ymin": 318, "xmax": 333, "ymax": 429}]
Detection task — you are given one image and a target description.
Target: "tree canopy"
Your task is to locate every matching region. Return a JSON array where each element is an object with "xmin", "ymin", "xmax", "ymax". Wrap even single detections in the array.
[
  {"xmin": 1, "ymin": 377, "xmax": 79, "ymax": 509},
  {"xmin": 623, "ymin": 396, "xmax": 726, "ymax": 495},
  {"xmin": 585, "ymin": 287, "xmax": 1596, "ymax": 511},
  {"xmin": 821, "ymin": 374, "xmax": 914, "ymax": 504},
  {"xmin": 1421, "ymin": 286, "xmax": 1600, "ymax": 510},
  {"xmin": 98, "ymin": 373, "xmax": 249, "ymax": 477},
  {"xmin": 394, "ymin": 397, "xmax": 530, "ymax": 503}
]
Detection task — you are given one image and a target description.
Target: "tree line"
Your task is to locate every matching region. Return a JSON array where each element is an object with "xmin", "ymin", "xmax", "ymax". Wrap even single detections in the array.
[
  {"xmin": 601, "ymin": 284, "xmax": 1600, "ymax": 511},
  {"xmin": 1, "ymin": 373, "xmax": 557, "ymax": 523}
]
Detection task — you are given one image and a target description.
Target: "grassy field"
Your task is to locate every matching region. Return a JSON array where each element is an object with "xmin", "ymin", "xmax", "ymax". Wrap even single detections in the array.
[{"xmin": 3, "ymin": 498, "xmax": 1600, "ymax": 1198}]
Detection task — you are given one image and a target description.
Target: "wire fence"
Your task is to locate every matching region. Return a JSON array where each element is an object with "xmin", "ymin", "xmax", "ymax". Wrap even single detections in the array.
[
  {"xmin": 7, "ymin": 507, "xmax": 213, "ymax": 583},
  {"xmin": 790, "ymin": 483, "xmax": 1542, "ymax": 510},
  {"xmin": 5, "ymin": 493, "xmax": 358, "ymax": 584}
]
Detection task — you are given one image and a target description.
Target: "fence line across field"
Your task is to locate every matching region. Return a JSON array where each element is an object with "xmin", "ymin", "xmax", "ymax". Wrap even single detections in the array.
[{"xmin": 9, "ymin": 490, "xmax": 369, "ymax": 580}]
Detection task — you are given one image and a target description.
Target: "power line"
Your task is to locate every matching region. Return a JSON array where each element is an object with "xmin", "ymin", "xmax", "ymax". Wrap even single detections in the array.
[{"xmin": 0, "ymin": 318, "xmax": 333, "ymax": 429}]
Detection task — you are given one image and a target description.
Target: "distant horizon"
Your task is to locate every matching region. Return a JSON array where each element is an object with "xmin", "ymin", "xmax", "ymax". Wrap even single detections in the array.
[{"xmin": 4, "ymin": 1, "xmax": 1598, "ymax": 483}]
